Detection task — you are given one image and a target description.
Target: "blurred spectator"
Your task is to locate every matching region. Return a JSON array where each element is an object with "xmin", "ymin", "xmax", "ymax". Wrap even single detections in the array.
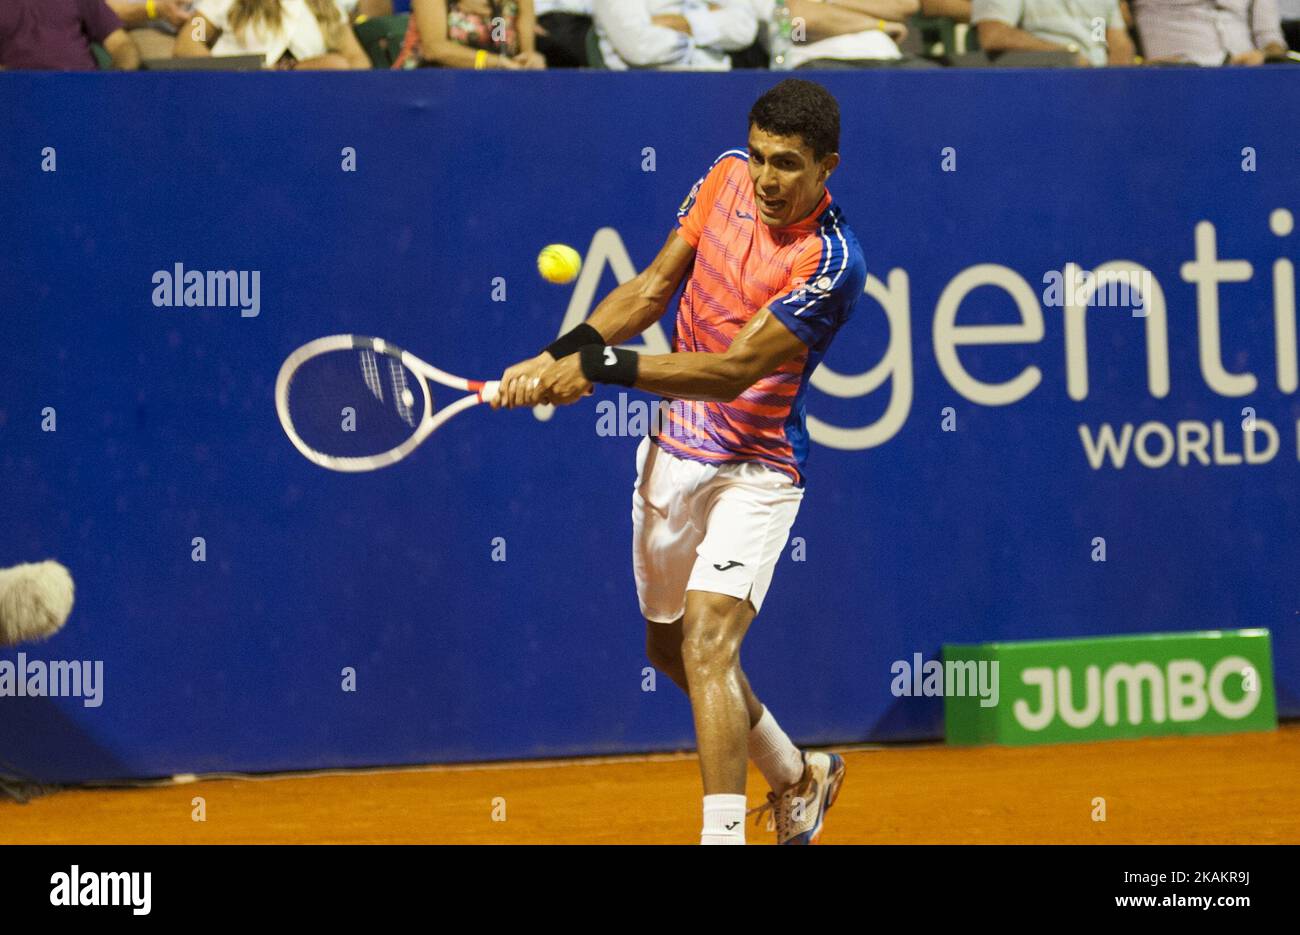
[
  {"xmin": 107, "ymin": 0, "xmax": 192, "ymax": 59},
  {"xmin": 535, "ymin": 0, "xmax": 591, "ymax": 66},
  {"xmin": 176, "ymin": 0, "xmax": 371, "ymax": 66},
  {"xmin": 750, "ymin": 0, "xmax": 929, "ymax": 67},
  {"xmin": 395, "ymin": 0, "xmax": 546, "ymax": 67},
  {"xmin": 0, "ymin": 0, "xmax": 139, "ymax": 69},
  {"xmin": 336, "ymin": 0, "xmax": 395, "ymax": 19},
  {"xmin": 1131, "ymin": 0, "xmax": 1288, "ymax": 65},
  {"xmin": 593, "ymin": 0, "xmax": 758, "ymax": 70},
  {"xmin": 1282, "ymin": 0, "xmax": 1300, "ymax": 50},
  {"xmin": 973, "ymin": 0, "xmax": 1135, "ymax": 65},
  {"xmin": 921, "ymin": 0, "xmax": 971, "ymax": 19}
]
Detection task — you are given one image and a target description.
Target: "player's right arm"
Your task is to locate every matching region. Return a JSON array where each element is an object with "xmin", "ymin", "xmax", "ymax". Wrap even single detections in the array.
[{"xmin": 493, "ymin": 230, "xmax": 695, "ymax": 409}]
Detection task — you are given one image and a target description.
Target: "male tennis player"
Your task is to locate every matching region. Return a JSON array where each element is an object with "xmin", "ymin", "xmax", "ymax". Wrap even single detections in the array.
[{"xmin": 493, "ymin": 78, "xmax": 866, "ymax": 845}]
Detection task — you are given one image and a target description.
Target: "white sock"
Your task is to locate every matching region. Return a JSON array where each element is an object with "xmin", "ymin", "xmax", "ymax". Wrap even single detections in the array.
[
  {"xmin": 748, "ymin": 707, "xmax": 805, "ymax": 793},
  {"xmin": 700, "ymin": 794, "xmax": 747, "ymax": 845}
]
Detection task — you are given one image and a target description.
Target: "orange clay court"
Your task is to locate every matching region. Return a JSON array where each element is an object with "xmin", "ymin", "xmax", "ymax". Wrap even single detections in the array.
[{"xmin": 4, "ymin": 724, "xmax": 1295, "ymax": 845}]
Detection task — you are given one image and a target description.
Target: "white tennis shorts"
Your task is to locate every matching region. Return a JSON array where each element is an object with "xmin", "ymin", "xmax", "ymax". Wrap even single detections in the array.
[{"xmin": 631, "ymin": 435, "xmax": 803, "ymax": 623}]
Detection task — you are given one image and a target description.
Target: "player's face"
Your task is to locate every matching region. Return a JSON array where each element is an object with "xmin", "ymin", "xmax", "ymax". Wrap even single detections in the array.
[{"xmin": 746, "ymin": 125, "xmax": 838, "ymax": 228}]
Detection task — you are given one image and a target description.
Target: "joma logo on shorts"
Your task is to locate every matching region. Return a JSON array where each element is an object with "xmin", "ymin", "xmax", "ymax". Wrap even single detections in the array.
[{"xmin": 1013, "ymin": 656, "xmax": 1261, "ymax": 731}]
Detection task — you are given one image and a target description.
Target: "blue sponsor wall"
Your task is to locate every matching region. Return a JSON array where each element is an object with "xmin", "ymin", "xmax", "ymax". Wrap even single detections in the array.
[{"xmin": 0, "ymin": 70, "xmax": 1296, "ymax": 783}]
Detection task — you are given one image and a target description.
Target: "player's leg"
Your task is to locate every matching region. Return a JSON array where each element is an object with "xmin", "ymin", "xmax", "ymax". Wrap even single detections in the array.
[
  {"xmin": 631, "ymin": 440, "xmax": 840, "ymax": 842},
  {"xmin": 632, "ymin": 439, "xmax": 764, "ymax": 844},
  {"xmin": 648, "ymin": 621, "xmax": 796, "ymax": 787},
  {"xmin": 681, "ymin": 588, "xmax": 757, "ymax": 796},
  {"xmin": 735, "ymin": 669, "xmax": 766, "ymax": 730},
  {"xmin": 680, "ymin": 589, "xmax": 757, "ymax": 845},
  {"xmin": 683, "ymin": 462, "xmax": 805, "ymax": 789},
  {"xmin": 683, "ymin": 462, "xmax": 845, "ymax": 843},
  {"xmin": 645, "ymin": 615, "xmax": 764, "ymax": 730},
  {"xmin": 633, "ymin": 437, "xmax": 709, "ymax": 685},
  {"xmin": 676, "ymin": 593, "xmax": 814, "ymax": 798},
  {"xmin": 644, "ymin": 616, "xmax": 689, "ymax": 691}
]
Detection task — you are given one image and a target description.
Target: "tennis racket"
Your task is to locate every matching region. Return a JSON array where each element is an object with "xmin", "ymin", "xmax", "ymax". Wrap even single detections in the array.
[{"xmin": 275, "ymin": 334, "xmax": 499, "ymax": 472}]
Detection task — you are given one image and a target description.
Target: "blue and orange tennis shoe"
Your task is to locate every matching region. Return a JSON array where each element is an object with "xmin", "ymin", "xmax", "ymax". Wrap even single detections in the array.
[{"xmin": 749, "ymin": 751, "xmax": 847, "ymax": 845}]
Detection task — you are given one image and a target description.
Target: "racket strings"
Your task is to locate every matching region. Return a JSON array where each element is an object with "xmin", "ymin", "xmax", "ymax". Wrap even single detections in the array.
[
  {"xmin": 360, "ymin": 349, "xmax": 383, "ymax": 401},
  {"xmin": 389, "ymin": 357, "xmax": 416, "ymax": 427}
]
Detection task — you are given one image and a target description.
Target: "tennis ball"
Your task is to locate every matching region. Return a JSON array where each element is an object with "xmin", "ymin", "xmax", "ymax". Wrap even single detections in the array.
[{"xmin": 537, "ymin": 244, "xmax": 581, "ymax": 285}]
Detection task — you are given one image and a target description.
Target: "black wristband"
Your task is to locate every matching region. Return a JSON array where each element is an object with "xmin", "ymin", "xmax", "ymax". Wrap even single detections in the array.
[
  {"xmin": 544, "ymin": 322, "xmax": 604, "ymax": 360},
  {"xmin": 579, "ymin": 344, "xmax": 639, "ymax": 387}
]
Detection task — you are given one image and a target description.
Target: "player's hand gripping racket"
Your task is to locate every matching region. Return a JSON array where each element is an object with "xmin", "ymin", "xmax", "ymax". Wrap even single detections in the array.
[{"xmin": 275, "ymin": 334, "xmax": 499, "ymax": 472}]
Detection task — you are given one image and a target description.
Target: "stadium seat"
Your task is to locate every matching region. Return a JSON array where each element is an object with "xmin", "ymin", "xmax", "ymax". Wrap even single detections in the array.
[
  {"xmin": 584, "ymin": 25, "xmax": 605, "ymax": 69},
  {"xmin": 354, "ymin": 13, "xmax": 411, "ymax": 69}
]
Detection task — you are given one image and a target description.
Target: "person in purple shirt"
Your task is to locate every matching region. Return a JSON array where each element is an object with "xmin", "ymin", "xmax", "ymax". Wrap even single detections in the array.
[{"xmin": 0, "ymin": 0, "xmax": 140, "ymax": 70}]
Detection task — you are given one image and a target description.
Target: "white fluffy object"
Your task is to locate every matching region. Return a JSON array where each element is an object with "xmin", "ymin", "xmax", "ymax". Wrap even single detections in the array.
[{"xmin": 0, "ymin": 560, "xmax": 75, "ymax": 647}]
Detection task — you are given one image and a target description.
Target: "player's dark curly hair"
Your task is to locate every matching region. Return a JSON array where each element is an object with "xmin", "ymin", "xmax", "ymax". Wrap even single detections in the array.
[{"xmin": 748, "ymin": 79, "xmax": 840, "ymax": 163}]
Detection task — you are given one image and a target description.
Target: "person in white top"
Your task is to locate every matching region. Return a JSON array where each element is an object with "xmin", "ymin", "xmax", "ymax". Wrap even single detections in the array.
[
  {"xmin": 749, "ymin": 0, "xmax": 918, "ymax": 67},
  {"xmin": 593, "ymin": 0, "xmax": 758, "ymax": 70},
  {"xmin": 176, "ymin": 0, "xmax": 371, "ymax": 67}
]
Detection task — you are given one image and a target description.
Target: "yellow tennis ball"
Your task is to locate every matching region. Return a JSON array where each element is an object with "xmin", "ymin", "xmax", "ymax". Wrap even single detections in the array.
[{"xmin": 537, "ymin": 244, "xmax": 581, "ymax": 285}]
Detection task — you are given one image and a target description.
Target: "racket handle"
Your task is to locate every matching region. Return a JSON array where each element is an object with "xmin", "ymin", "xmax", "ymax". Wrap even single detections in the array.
[{"xmin": 478, "ymin": 380, "xmax": 500, "ymax": 403}]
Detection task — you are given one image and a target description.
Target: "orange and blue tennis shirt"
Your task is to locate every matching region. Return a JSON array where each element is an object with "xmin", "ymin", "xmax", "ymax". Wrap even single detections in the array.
[{"xmin": 656, "ymin": 148, "xmax": 867, "ymax": 486}]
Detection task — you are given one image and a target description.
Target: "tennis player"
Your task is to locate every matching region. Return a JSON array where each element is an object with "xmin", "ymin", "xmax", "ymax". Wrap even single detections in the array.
[{"xmin": 494, "ymin": 79, "xmax": 866, "ymax": 845}]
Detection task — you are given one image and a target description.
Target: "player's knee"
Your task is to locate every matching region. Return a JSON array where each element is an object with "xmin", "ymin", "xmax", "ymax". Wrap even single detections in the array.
[
  {"xmin": 680, "ymin": 624, "xmax": 741, "ymax": 677},
  {"xmin": 681, "ymin": 593, "xmax": 750, "ymax": 677}
]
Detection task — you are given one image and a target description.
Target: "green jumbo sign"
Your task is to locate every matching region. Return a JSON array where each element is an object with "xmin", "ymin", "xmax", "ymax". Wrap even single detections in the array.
[{"xmin": 943, "ymin": 629, "xmax": 1276, "ymax": 746}]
